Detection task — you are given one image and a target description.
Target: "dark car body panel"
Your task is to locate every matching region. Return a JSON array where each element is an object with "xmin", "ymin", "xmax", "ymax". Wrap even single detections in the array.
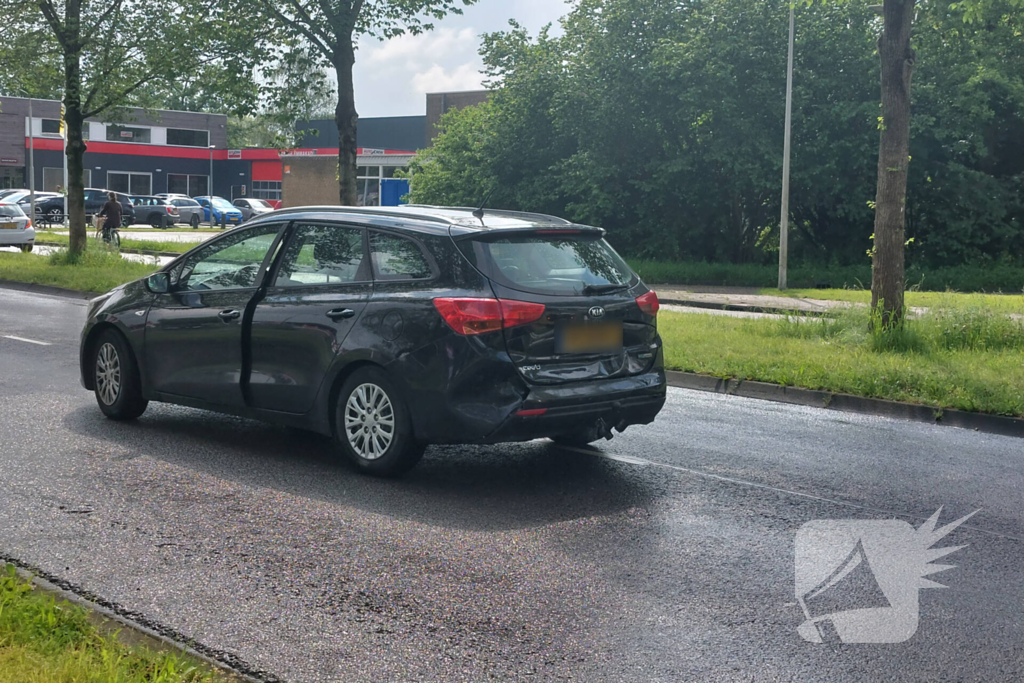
[{"xmin": 80, "ymin": 206, "xmax": 667, "ymax": 449}]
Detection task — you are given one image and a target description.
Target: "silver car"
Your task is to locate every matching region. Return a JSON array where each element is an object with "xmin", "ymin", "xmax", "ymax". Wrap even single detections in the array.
[
  {"xmin": 0, "ymin": 202, "xmax": 35, "ymax": 252},
  {"xmin": 233, "ymin": 198, "xmax": 276, "ymax": 221},
  {"xmin": 164, "ymin": 196, "xmax": 204, "ymax": 228}
]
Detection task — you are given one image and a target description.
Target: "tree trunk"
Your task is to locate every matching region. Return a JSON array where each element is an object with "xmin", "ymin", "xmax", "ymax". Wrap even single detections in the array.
[
  {"xmin": 870, "ymin": 0, "xmax": 916, "ymax": 327},
  {"xmin": 63, "ymin": 1, "xmax": 88, "ymax": 256},
  {"xmin": 335, "ymin": 43, "xmax": 358, "ymax": 206}
]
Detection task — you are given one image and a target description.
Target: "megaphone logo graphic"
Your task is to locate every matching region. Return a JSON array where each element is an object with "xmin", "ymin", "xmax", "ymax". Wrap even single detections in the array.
[{"xmin": 794, "ymin": 508, "xmax": 978, "ymax": 644}]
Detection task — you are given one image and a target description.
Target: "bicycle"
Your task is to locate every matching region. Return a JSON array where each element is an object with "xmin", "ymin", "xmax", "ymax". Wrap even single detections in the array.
[{"xmin": 95, "ymin": 215, "xmax": 121, "ymax": 249}]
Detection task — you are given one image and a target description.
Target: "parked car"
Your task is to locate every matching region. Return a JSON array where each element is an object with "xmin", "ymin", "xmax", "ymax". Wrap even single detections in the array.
[
  {"xmin": 165, "ymin": 197, "xmax": 204, "ymax": 228},
  {"xmin": 130, "ymin": 195, "xmax": 180, "ymax": 228},
  {"xmin": 1, "ymin": 191, "xmax": 60, "ymax": 216},
  {"xmin": 35, "ymin": 189, "xmax": 136, "ymax": 226},
  {"xmin": 78, "ymin": 205, "xmax": 667, "ymax": 476},
  {"xmin": 0, "ymin": 203, "xmax": 35, "ymax": 252},
  {"xmin": 233, "ymin": 198, "xmax": 276, "ymax": 221},
  {"xmin": 193, "ymin": 196, "xmax": 243, "ymax": 226}
]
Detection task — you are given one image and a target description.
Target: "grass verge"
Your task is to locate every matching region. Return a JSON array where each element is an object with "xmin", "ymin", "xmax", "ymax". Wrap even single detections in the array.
[
  {"xmin": 0, "ymin": 246, "xmax": 157, "ymax": 293},
  {"xmin": 0, "ymin": 564, "xmax": 227, "ymax": 682},
  {"xmin": 759, "ymin": 288, "xmax": 1024, "ymax": 315},
  {"xmin": 630, "ymin": 260, "xmax": 1024, "ymax": 293},
  {"xmin": 35, "ymin": 233, "xmax": 194, "ymax": 255},
  {"xmin": 660, "ymin": 304, "xmax": 1024, "ymax": 417}
]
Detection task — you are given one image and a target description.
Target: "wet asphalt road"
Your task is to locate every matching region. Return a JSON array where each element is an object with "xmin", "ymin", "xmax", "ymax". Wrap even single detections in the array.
[{"xmin": 0, "ymin": 287, "xmax": 1022, "ymax": 682}]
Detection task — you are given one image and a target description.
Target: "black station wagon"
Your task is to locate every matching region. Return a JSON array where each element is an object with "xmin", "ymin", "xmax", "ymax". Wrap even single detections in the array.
[{"xmin": 80, "ymin": 206, "xmax": 667, "ymax": 476}]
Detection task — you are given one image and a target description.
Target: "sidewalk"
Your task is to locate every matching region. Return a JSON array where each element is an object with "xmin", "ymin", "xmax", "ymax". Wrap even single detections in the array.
[{"xmin": 651, "ymin": 285, "xmax": 934, "ymax": 317}]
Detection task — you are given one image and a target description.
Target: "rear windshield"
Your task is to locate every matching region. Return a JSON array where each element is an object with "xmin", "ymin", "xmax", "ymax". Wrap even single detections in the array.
[
  {"xmin": 0, "ymin": 204, "xmax": 25, "ymax": 218},
  {"xmin": 459, "ymin": 234, "xmax": 636, "ymax": 296}
]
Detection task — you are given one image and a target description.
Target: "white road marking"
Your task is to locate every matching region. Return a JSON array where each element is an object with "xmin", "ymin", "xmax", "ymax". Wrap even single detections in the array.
[
  {"xmin": 2, "ymin": 335, "xmax": 52, "ymax": 346},
  {"xmin": 553, "ymin": 441, "xmax": 1019, "ymax": 543}
]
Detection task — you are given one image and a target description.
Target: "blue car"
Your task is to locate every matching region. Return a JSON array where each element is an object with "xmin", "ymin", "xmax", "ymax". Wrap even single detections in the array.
[{"xmin": 194, "ymin": 196, "xmax": 244, "ymax": 226}]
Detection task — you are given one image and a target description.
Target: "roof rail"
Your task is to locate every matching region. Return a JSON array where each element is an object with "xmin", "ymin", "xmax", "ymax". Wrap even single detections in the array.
[
  {"xmin": 403, "ymin": 204, "xmax": 573, "ymax": 225},
  {"xmin": 264, "ymin": 205, "xmax": 454, "ymax": 225}
]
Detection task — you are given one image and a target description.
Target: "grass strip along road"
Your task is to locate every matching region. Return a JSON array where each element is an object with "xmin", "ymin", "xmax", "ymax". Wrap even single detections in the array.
[
  {"xmin": 2, "ymin": 247, "xmax": 1022, "ymax": 417},
  {"xmin": 0, "ymin": 565, "xmax": 229, "ymax": 683}
]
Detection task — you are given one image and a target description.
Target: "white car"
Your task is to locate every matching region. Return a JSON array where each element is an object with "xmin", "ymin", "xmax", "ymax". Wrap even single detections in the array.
[{"xmin": 0, "ymin": 203, "xmax": 35, "ymax": 252}]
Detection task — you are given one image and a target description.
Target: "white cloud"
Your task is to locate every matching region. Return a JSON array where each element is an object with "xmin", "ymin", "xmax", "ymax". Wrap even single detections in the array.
[
  {"xmin": 411, "ymin": 62, "xmax": 485, "ymax": 95},
  {"xmin": 366, "ymin": 28, "xmax": 478, "ymax": 67}
]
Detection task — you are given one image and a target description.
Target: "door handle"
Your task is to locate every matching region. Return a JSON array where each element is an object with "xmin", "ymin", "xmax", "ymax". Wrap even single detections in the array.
[
  {"xmin": 218, "ymin": 309, "xmax": 241, "ymax": 321},
  {"xmin": 326, "ymin": 308, "xmax": 356, "ymax": 321}
]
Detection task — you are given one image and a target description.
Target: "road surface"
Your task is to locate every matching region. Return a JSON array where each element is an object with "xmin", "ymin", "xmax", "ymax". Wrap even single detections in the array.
[{"xmin": 0, "ymin": 287, "xmax": 1021, "ymax": 682}]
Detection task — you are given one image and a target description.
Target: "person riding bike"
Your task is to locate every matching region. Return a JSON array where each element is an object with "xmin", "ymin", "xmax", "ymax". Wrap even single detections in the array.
[{"xmin": 98, "ymin": 193, "xmax": 122, "ymax": 244}]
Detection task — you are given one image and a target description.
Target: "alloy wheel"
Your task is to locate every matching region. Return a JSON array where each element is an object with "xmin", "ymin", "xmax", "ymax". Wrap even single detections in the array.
[
  {"xmin": 344, "ymin": 383, "xmax": 396, "ymax": 461},
  {"xmin": 95, "ymin": 342, "xmax": 121, "ymax": 406}
]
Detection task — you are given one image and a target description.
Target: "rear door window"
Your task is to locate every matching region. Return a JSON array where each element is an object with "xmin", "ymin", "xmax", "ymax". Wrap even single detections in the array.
[
  {"xmin": 369, "ymin": 232, "xmax": 433, "ymax": 281},
  {"xmin": 274, "ymin": 224, "xmax": 368, "ymax": 287},
  {"xmin": 458, "ymin": 233, "xmax": 636, "ymax": 296}
]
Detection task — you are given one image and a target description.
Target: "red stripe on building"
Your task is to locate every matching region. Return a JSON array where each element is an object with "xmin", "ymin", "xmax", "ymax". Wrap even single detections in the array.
[
  {"xmin": 251, "ymin": 161, "xmax": 282, "ymax": 182},
  {"xmin": 26, "ymin": 138, "xmax": 416, "ymax": 159}
]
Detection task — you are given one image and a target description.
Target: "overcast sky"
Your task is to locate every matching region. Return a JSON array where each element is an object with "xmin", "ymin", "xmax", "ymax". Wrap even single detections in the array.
[{"xmin": 352, "ymin": 0, "xmax": 570, "ymax": 118}]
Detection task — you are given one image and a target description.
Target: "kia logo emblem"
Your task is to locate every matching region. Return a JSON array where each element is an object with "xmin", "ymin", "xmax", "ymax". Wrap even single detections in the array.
[{"xmin": 589, "ymin": 306, "xmax": 606, "ymax": 319}]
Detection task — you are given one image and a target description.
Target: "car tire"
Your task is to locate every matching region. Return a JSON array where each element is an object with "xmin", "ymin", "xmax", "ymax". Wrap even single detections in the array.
[
  {"xmin": 46, "ymin": 207, "xmax": 62, "ymax": 224},
  {"xmin": 334, "ymin": 367, "xmax": 424, "ymax": 477},
  {"xmin": 19, "ymin": 244, "xmax": 33, "ymax": 253},
  {"xmin": 92, "ymin": 329, "xmax": 148, "ymax": 420},
  {"xmin": 190, "ymin": 214, "xmax": 200, "ymax": 229}
]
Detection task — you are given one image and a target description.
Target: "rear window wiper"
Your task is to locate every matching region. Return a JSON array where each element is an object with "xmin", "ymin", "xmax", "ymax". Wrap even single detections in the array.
[{"xmin": 582, "ymin": 283, "xmax": 629, "ymax": 295}]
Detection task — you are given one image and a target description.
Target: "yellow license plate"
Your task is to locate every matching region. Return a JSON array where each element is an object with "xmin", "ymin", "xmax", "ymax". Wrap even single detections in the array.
[
  {"xmin": 558, "ymin": 322, "xmax": 623, "ymax": 354},
  {"xmin": 0, "ymin": 222, "xmax": 15, "ymax": 230}
]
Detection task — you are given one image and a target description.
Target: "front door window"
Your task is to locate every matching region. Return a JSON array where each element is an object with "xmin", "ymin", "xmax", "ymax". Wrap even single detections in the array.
[{"xmin": 175, "ymin": 225, "xmax": 281, "ymax": 291}]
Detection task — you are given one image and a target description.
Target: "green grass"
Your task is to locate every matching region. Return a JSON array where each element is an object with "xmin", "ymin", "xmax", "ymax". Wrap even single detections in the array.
[
  {"xmin": 36, "ymin": 233, "xmax": 194, "ymax": 254},
  {"xmin": 0, "ymin": 565, "xmax": 227, "ymax": 682},
  {"xmin": 0, "ymin": 246, "xmax": 157, "ymax": 293},
  {"xmin": 660, "ymin": 304, "xmax": 1024, "ymax": 417},
  {"xmin": 630, "ymin": 260, "xmax": 1024, "ymax": 293},
  {"xmin": 759, "ymin": 288, "xmax": 1024, "ymax": 315}
]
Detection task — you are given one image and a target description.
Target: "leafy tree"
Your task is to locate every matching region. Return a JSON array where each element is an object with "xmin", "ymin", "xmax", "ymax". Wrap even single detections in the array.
[
  {"xmin": 410, "ymin": 0, "xmax": 1024, "ymax": 301},
  {"xmin": 246, "ymin": 0, "xmax": 478, "ymax": 206},
  {"xmin": 0, "ymin": 0, "xmax": 267, "ymax": 255}
]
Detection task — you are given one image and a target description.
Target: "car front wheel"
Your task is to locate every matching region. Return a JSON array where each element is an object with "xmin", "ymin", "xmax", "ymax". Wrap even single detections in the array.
[
  {"xmin": 190, "ymin": 214, "xmax": 200, "ymax": 228},
  {"xmin": 335, "ymin": 367, "xmax": 424, "ymax": 477},
  {"xmin": 93, "ymin": 330, "xmax": 148, "ymax": 420}
]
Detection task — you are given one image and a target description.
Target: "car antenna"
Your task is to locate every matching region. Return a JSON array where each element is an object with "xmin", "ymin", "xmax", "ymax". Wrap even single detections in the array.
[{"xmin": 472, "ymin": 189, "xmax": 496, "ymax": 225}]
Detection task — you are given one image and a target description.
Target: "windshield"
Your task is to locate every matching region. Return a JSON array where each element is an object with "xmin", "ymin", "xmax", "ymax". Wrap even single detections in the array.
[
  {"xmin": 211, "ymin": 197, "xmax": 234, "ymax": 210},
  {"xmin": 459, "ymin": 234, "xmax": 636, "ymax": 296},
  {"xmin": 0, "ymin": 204, "xmax": 26, "ymax": 218}
]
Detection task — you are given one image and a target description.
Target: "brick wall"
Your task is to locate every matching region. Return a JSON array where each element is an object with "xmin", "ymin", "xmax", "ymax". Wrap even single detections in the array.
[
  {"xmin": 426, "ymin": 91, "xmax": 491, "ymax": 142},
  {"xmin": 281, "ymin": 156, "xmax": 340, "ymax": 208}
]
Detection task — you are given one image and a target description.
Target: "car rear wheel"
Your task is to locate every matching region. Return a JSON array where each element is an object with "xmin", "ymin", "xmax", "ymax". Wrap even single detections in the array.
[
  {"xmin": 93, "ymin": 329, "xmax": 148, "ymax": 420},
  {"xmin": 19, "ymin": 244, "xmax": 32, "ymax": 253},
  {"xmin": 334, "ymin": 367, "xmax": 424, "ymax": 477}
]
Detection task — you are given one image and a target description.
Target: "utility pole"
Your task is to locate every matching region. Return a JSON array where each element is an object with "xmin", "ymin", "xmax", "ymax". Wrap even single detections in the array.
[
  {"xmin": 62, "ymin": 102, "xmax": 68, "ymax": 227},
  {"xmin": 778, "ymin": 4, "xmax": 796, "ymax": 291},
  {"xmin": 28, "ymin": 99, "xmax": 35, "ymax": 222}
]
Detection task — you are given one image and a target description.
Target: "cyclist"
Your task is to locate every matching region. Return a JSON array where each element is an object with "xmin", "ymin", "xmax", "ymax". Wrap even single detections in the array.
[{"xmin": 98, "ymin": 193, "xmax": 122, "ymax": 244}]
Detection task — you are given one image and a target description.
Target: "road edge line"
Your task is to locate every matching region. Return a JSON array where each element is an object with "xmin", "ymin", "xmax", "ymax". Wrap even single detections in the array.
[
  {"xmin": 665, "ymin": 370, "xmax": 1024, "ymax": 439},
  {"xmin": 0, "ymin": 278, "xmax": 100, "ymax": 300}
]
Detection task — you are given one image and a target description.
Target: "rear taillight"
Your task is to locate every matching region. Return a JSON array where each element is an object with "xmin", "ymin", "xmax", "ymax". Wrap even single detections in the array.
[
  {"xmin": 636, "ymin": 291, "xmax": 660, "ymax": 317},
  {"xmin": 433, "ymin": 298, "xmax": 546, "ymax": 336},
  {"xmin": 25, "ymin": 219, "xmax": 32, "ymax": 229}
]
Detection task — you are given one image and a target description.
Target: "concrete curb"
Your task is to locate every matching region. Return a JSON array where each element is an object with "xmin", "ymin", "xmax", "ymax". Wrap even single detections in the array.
[
  {"xmin": 666, "ymin": 370, "xmax": 1024, "ymax": 439},
  {"xmin": 1, "ymin": 554, "xmax": 279, "ymax": 682},
  {"xmin": 659, "ymin": 298, "xmax": 825, "ymax": 316},
  {"xmin": 0, "ymin": 278, "xmax": 100, "ymax": 300}
]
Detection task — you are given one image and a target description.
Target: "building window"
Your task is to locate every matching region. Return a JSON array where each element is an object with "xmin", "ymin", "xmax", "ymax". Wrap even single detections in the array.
[
  {"xmin": 106, "ymin": 125, "xmax": 152, "ymax": 144},
  {"xmin": 107, "ymin": 171, "xmax": 152, "ymax": 195},
  {"xmin": 168, "ymin": 174, "xmax": 208, "ymax": 197},
  {"xmin": 43, "ymin": 167, "xmax": 90, "ymax": 192},
  {"xmin": 251, "ymin": 181, "xmax": 281, "ymax": 201},
  {"xmin": 166, "ymin": 128, "xmax": 209, "ymax": 147},
  {"xmin": 41, "ymin": 119, "xmax": 61, "ymax": 135},
  {"xmin": 357, "ymin": 166, "xmax": 381, "ymax": 207}
]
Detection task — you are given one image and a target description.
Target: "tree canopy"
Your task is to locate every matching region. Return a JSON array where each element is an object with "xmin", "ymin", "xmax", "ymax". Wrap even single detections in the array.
[{"xmin": 409, "ymin": 0, "xmax": 1024, "ymax": 272}]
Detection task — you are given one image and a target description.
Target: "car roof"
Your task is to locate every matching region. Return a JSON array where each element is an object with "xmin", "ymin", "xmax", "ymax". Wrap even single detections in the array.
[{"xmin": 253, "ymin": 205, "xmax": 585, "ymax": 237}]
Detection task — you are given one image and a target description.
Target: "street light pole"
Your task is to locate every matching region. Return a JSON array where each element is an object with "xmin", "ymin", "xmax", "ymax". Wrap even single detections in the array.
[
  {"xmin": 28, "ymin": 98, "xmax": 35, "ymax": 222},
  {"xmin": 778, "ymin": 4, "xmax": 796, "ymax": 291},
  {"xmin": 209, "ymin": 144, "xmax": 215, "ymax": 198}
]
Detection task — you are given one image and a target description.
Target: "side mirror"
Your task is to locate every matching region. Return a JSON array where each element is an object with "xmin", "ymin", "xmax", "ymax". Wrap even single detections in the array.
[{"xmin": 146, "ymin": 272, "xmax": 170, "ymax": 294}]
